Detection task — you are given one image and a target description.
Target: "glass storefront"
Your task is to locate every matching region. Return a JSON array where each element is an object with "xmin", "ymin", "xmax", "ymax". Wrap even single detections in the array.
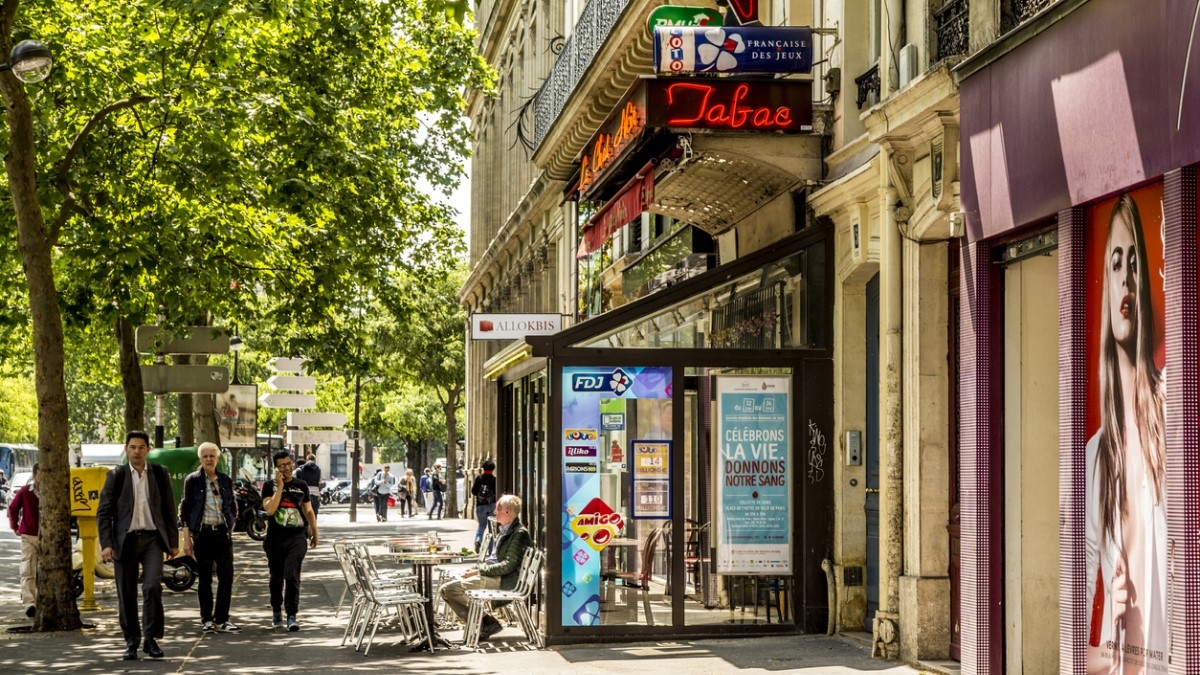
[{"xmin": 536, "ymin": 227, "xmax": 835, "ymax": 641}]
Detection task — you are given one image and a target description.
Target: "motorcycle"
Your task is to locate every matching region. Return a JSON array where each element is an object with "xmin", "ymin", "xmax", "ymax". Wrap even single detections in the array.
[
  {"xmin": 234, "ymin": 473, "xmax": 269, "ymax": 541},
  {"xmin": 320, "ymin": 479, "xmax": 349, "ymax": 505}
]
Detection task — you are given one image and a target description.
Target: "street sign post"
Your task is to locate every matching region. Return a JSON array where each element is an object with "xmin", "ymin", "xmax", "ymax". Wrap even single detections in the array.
[
  {"xmin": 287, "ymin": 412, "xmax": 348, "ymax": 427},
  {"xmin": 140, "ymin": 365, "xmax": 230, "ymax": 394},
  {"xmin": 266, "ymin": 375, "xmax": 316, "ymax": 392},
  {"xmin": 286, "ymin": 429, "xmax": 349, "ymax": 445},
  {"xmin": 135, "ymin": 326, "xmax": 231, "ymax": 355},
  {"xmin": 269, "ymin": 357, "xmax": 308, "ymax": 373},
  {"xmin": 259, "ymin": 392, "xmax": 316, "ymax": 409}
]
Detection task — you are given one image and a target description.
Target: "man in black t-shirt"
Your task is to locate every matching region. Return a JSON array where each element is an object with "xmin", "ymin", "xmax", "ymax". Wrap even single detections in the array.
[{"xmin": 261, "ymin": 451, "xmax": 319, "ymax": 632}]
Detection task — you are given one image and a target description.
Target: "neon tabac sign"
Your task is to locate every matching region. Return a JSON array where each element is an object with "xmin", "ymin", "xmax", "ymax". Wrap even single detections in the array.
[
  {"xmin": 644, "ymin": 77, "xmax": 812, "ymax": 133},
  {"xmin": 578, "ymin": 96, "xmax": 646, "ymax": 194}
]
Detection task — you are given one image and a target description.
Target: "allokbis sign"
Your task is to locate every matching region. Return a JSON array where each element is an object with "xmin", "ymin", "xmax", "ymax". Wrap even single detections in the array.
[{"xmin": 471, "ymin": 313, "xmax": 563, "ymax": 340}]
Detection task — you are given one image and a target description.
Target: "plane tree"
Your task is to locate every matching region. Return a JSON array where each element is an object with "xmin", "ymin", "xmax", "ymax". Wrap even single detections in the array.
[{"xmin": 0, "ymin": 0, "xmax": 488, "ymax": 630}]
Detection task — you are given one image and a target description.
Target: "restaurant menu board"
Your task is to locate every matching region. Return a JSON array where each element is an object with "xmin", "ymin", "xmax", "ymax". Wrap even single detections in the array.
[
  {"xmin": 631, "ymin": 440, "xmax": 670, "ymax": 519},
  {"xmin": 714, "ymin": 375, "xmax": 792, "ymax": 574}
]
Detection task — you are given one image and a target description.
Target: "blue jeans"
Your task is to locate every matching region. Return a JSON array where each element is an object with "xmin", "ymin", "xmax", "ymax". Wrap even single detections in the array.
[
  {"xmin": 474, "ymin": 503, "xmax": 496, "ymax": 547},
  {"xmin": 427, "ymin": 491, "xmax": 444, "ymax": 518}
]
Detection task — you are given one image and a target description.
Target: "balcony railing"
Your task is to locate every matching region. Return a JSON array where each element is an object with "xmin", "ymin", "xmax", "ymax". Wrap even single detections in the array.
[
  {"xmin": 532, "ymin": 0, "xmax": 632, "ymax": 151},
  {"xmin": 855, "ymin": 62, "xmax": 880, "ymax": 110},
  {"xmin": 934, "ymin": 0, "xmax": 969, "ymax": 60},
  {"xmin": 1003, "ymin": 0, "xmax": 1054, "ymax": 33}
]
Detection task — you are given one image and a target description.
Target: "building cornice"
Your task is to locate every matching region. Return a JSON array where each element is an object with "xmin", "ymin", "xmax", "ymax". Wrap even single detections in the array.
[{"xmin": 460, "ymin": 171, "xmax": 565, "ymax": 307}]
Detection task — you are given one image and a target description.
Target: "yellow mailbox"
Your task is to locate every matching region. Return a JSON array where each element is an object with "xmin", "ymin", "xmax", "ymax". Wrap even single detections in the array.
[{"xmin": 70, "ymin": 466, "xmax": 111, "ymax": 611}]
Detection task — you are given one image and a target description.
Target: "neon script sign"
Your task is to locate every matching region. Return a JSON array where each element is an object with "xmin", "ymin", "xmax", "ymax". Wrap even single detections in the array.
[
  {"xmin": 644, "ymin": 78, "xmax": 812, "ymax": 133},
  {"xmin": 579, "ymin": 101, "xmax": 646, "ymax": 193}
]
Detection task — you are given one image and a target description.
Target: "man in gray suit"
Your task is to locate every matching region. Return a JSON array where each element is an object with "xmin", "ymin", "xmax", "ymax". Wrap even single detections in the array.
[{"xmin": 97, "ymin": 431, "xmax": 180, "ymax": 661}]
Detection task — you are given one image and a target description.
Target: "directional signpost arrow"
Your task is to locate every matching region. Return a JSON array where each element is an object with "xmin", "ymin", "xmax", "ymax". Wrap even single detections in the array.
[
  {"xmin": 287, "ymin": 412, "xmax": 348, "ymax": 427},
  {"xmin": 136, "ymin": 326, "xmax": 231, "ymax": 355},
  {"xmin": 260, "ymin": 393, "xmax": 316, "ymax": 409},
  {"xmin": 269, "ymin": 357, "xmax": 307, "ymax": 374},
  {"xmin": 287, "ymin": 429, "xmax": 349, "ymax": 445},
  {"xmin": 267, "ymin": 375, "xmax": 316, "ymax": 392},
  {"xmin": 140, "ymin": 365, "xmax": 230, "ymax": 395}
]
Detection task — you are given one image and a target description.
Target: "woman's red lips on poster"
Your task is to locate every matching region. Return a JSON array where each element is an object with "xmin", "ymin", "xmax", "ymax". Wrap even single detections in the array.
[{"xmin": 1120, "ymin": 296, "xmax": 1132, "ymax": 317}]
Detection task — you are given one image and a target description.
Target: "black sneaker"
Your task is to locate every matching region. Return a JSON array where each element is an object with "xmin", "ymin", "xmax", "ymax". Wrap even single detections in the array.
[
  {"xmin": 25, "ymin": 605, "xmax": 35, "ymax": 618},
  {"xmin": 479, "ymin": 619, "xmax": 504, "ymax": 641},
  {"xmin": 287, "ymin": 615, "xmax": 299, "ymax": 632},
  {"xmin": 272, "ymin": 613, "xmax": 284, "ymax": 629}
]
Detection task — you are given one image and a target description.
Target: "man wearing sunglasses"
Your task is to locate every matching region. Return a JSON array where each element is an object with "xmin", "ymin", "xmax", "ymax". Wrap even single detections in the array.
[
  {"xmin": 262, "ymin": 450, "xmax": 319, "ymax": 631},
  {"xmin": 179, "ymin": 442, "xmax": 239, "ymax": 634}
]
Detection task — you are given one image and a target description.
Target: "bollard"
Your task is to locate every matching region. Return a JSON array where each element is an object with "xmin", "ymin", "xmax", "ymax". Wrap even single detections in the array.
[{"xmin": 70, "ymin": 466, "xmax": 111, "ymax": 611}]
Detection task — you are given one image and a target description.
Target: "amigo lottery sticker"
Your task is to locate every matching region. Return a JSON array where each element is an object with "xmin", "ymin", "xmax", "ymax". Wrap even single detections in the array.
[{"xmin": 570, "ymin": 497, "xmax": 625, "ymax": 552}]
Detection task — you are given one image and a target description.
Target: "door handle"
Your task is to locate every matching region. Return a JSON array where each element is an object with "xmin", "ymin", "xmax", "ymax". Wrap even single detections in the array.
[{"xmin": 864, "ymin": 488, "xmax": 879, "ymax": 494}]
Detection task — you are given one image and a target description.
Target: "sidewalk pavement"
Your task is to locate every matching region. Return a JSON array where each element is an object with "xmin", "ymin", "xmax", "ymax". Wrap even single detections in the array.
[{"xmin": 0, "ymin": 504, "xmax": 943, "ymax": 674}]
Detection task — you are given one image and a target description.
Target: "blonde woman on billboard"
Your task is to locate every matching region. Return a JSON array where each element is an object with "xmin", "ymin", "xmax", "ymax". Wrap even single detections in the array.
[{"xmin": 1086, "ymin": 194, "xmax": 1169, "ymax": 674}]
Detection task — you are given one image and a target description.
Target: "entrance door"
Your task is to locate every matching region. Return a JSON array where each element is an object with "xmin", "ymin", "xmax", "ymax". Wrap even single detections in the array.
[
  {"xmin": 865, "ymin": 274, "xmax": 880, "ymax": 630},
  {"xmin": 1002, "ymin": 251, "xmax": 1060, "ymax": 672}
]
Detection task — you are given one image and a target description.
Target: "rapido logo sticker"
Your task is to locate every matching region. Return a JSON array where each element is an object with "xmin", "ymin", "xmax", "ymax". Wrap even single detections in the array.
[{"xmin": 570, "ymin": 498, "xmax": 625, "ymax": 551}]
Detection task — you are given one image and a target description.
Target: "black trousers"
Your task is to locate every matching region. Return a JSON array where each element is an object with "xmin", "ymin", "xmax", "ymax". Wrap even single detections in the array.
[
  {"xmin": 373, "ymin": 493, "xmax": 389, "ymax": 520},
  {"xmin": 194, "ymin": 526, "xmax": 234, "ymax": 623},
  {"xmin": 114, "ymin": 531, "xmax": 165, "ymax": 645},
  {"xmin": 264, "ymin": 530, "xmax": 308, "ymax": 616}
]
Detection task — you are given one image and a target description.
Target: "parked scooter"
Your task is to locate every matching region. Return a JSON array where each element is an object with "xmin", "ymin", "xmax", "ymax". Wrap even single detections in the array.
[
  {"xmin": 234, "ymin": 472, "xmax": 268, "ymax": 541},
  {"xmin": 71, "ymin": 535, "xmax": 196, "ymax": 597}
]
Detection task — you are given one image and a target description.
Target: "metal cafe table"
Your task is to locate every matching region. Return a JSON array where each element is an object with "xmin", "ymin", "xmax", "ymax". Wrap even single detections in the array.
[{"xmin": 389, "ymin": 541, "xmax": 464, "ymax": 650}]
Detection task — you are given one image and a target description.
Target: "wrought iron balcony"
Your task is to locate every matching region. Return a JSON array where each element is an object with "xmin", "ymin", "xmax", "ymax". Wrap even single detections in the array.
[
  {"xmin": 1003, "ymin": 0, "xmax": 1054, "ymax": 33},
  {"xmin": 935, "ymin": 0, "xmax": 969, "ymax": 61},
  {"xmin": 533, "ymin": 0, "xmax": 632, "ymax": 151},
  {"xmin": 855, "ymin": 62, "xmax": 880, "ymax": 110}
]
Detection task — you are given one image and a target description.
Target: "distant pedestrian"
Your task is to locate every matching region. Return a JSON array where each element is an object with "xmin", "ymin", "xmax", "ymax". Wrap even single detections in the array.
[
  {"xmin": 470, "ymin": 460, "xmax": 498, "ymax": 553},
  {"xmin": 7, "ymin": 463, "xmax": 38, "ymax": 618},
  {"xmin": 369, "ymin": 466, "xmax": 397, "ymax": 522},
  {"xmin": 399, "ymin": 468, "xmax": 417, "ymax": 517},
  {"xmin": 427, "ymin": 470, "xmax": 445, "ymax": 519},
  {"xmin": 293, "ymin": 454, "xmax": 322, "ymax": 516},
  {"xmin": 97, "ymin": 431, "xmax": 179, "ymax": 661},
  {"xmin": 419, "ymin": 468, "xmax": 432, "ymax": 509},
  {"xmin": 262, "ymin": 450, "xmax": 319, "ymax": 632},
  {"xmin": 179, "ymin": 443, "xmax": 239, "ymax": 633}
]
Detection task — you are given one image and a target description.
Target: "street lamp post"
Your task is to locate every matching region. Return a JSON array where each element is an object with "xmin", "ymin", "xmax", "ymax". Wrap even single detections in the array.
[
  {"xmin": 349, "ymin": 374, "xmax": 383, "ymax": 524},
  {"xmin": 350, "ymin": 374, "xmax": 362, "ymax": 523},
  {"xmin": 229, "ymin": 335, "xmax": 243, "ymax": 384},
  {"xmin": 0, "ymin": 40, "xmax": 53, "ymax": 84}
]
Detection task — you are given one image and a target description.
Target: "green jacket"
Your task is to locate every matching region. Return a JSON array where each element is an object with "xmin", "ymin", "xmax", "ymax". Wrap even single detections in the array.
[{"xmin": 479, "ymin": 518, "xmax": 532, "ymax": 591}]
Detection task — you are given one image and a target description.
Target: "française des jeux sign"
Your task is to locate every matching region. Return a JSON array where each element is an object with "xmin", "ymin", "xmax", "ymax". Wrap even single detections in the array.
[
  {"xmin": 654, "ymin": 26, "xmax": 813, "ymax": 74},
  {"xmin": 644, "ymin": 77, "xmax": 812, "ymax": 133},
  {"xmin": 578, "ymin": 87, "xmax": 647, "ymax": 195}
]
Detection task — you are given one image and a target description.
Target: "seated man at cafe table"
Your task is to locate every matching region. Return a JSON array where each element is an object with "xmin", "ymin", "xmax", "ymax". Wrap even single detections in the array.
[{"xmin": 438, "ymin": 494, "xmax": 532, "ymax": 641}]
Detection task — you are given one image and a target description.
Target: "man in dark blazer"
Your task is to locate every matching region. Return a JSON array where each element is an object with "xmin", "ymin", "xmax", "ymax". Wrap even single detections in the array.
[{"xmin": 97, "ymin": 430, "xmax": 180, "ymax": 661}]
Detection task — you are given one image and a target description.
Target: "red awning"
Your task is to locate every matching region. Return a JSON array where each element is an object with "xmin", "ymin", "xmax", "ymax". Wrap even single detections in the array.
[{"xmin": 577, "ymin": 163, "xmax": 656, "ymax": 258}]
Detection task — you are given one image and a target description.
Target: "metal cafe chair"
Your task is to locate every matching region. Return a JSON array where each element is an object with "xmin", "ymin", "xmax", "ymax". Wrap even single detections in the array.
[{"xmin": 462, "ymin": 547, "xmax": 546, "ymax": 649}]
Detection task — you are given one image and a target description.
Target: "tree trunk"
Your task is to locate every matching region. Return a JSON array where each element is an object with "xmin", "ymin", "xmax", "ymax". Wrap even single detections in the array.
[
  {"xmin": 192, "ymin": 360, "xmax": 219, "ymax": 447},
  {"xmin": 444, "ymin": 399, "xmax": 459, "ymax": 519},
  {"xmin": 1, "ymin": 67, "xmax": 83, "ymax": 631},
  {"xmin": 176, "ymin": 354, "xmax": 194, "ymax": 446},
  {"xmin": 116, "ymin": 317, "xmax": 145, "ymax": 432}
]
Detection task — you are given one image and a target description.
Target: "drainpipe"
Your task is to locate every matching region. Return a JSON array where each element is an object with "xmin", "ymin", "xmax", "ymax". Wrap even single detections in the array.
[{"xmin": 872, "ymin": 172, "xmax": 904, "ymax": 660}]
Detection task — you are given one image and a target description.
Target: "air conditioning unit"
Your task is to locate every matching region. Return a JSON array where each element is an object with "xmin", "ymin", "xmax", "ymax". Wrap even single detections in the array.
[{"xmin": 898, "ymin": 43, "xmax": 918, "ymax": 88}]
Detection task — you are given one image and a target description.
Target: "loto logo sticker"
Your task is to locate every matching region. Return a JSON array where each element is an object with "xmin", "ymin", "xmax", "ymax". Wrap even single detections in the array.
[{"xmin": 570, "ymin": 498, "xmax": 626, "ymax": 552}]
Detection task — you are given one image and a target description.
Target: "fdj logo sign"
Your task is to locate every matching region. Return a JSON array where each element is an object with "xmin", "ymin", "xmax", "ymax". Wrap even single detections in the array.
[{"xmin": 571, "ymin": 368, "xmax": 633, "ymax": 395}]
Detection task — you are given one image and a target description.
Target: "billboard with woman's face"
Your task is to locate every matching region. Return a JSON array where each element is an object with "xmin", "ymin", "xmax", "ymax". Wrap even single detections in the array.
[{"xmin": 1084, "ymin": 182, "xmax": 1169, "ymax": 673}]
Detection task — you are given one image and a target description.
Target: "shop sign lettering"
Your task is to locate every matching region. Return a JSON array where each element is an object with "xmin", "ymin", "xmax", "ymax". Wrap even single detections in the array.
[
  {"xmin": 644, "ymin": 77, "xmax": 812, "ymax": 133},
  {"xmin": 579, "ymin": 101, "xmax": 646, "ymax": 193}
]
